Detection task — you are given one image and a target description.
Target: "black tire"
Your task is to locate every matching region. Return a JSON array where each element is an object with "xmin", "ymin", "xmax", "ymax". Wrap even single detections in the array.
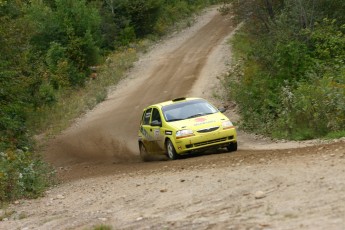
[
  {"xmin": 227, "ymin": 142, "xmax": 238, "ymax": 152},
  {"xmin": 139, "ymin": 142, "xmax": 150, "ymax": 162},
  {"xmin": 166, "ymin": 139, "xmax": 179, "ymax": 160}
]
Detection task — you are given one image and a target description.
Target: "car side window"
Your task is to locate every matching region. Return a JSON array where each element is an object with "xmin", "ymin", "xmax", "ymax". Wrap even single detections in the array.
[
  {"xmin": 151, "ymin": 108, "xmax": 161, "ymax": 123},
  {"xmin": 143, "ymin": 108, "xmax": 152, "ymax": 125}
]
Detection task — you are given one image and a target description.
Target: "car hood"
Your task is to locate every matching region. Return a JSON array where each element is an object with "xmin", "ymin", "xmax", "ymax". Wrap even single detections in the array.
[{"xmin": 167, "ymin": 113, "xmax": 228, "ymax": 131}]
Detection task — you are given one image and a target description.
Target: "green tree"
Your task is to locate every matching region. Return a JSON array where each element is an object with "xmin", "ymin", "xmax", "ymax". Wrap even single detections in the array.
[
  {"xmin": 116, "ymin": 0, "xmax": 163, "ymax": 37},
  {"xmin": 29, "ymin": 0, "xmax": 101, "ymax": 86}
]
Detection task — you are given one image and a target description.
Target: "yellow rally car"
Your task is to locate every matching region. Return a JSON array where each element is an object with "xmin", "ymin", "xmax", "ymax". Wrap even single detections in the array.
[{"xmin": 138, "ymin": 97, "xmax": 237, "ymax": 160}]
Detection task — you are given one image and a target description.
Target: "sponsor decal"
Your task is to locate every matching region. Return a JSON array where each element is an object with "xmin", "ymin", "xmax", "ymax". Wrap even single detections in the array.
[
  {"xmin": 193, "ymin": 120, "xmax": 216, "ymax": 126},
  {"xmin": 195, "ymin": 117, "xmax": 206, "ymax": 122}
]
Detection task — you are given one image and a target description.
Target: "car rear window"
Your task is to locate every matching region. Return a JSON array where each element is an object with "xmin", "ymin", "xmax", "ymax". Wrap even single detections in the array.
[{"xmin": 142, "ymin": 108, "xmax": 152, "ymax": 125}]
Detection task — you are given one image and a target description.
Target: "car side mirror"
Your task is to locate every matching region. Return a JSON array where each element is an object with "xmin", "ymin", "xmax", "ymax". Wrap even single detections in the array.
[
  {"xmin": 218, "ymin": 107, "xmax": 227, "ymax": 113},
  {"xmin": 151, "ymin": 120, "xmax": 162, "ymax": 127}
]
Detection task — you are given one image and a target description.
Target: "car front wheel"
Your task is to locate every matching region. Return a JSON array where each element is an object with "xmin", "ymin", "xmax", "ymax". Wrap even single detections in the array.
[
  {"xmin": 166, "ymin": 139, "xmax": 178, "ymax": 160},
  {"xmin": 227, "ymin": 142, "xmax": 237, "ymax": 152}
]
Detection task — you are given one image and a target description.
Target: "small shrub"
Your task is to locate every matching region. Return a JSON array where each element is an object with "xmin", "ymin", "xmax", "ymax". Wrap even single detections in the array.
[
  {"xmin": 93, "ymin": 225, "xmax": 113, "ymax": 230},
  {"xmin": 276, "ymin": 75, "xmax": 345, "ymax": 140},
  {"xmin": 0, "ymin": 149, "xmax": 54, "ymax": 204},
  {"xmin": 37, "ymin": 82, "xmax": 57, "ymax": 106},
  {"xmin": 116, "ymin": 26, "xmax": 136, "ymax": 47},
  {"xmin": 0, "ymin": 210, "xmax": 15, "ymax": 221}
]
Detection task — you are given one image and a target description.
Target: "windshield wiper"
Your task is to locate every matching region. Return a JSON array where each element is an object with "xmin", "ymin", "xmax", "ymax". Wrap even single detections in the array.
[
  {"xmin": 186, "ymin": 112, "xmax": 213, "ymax": 119},
  {"xmin": 168, "ymin": 118, "xmax": 183, "ymax": 122},
  {"xmin": 186, "ymin": 114, "xmax": 202, "ymax": 119}
]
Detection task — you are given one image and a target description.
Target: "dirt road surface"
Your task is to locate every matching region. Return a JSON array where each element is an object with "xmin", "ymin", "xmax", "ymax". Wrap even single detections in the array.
[{"xmin": 1, "ymin": 7, "xmax": 345, "ymax": 230}]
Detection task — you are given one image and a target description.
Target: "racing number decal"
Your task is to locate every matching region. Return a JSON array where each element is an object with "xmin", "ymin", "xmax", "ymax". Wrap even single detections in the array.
[
  {"xmin": 140, "ymin": 126, "xmax": 151, "ymax": 139},
  {"xmin": 154, "ymin": 129, "xmax": 160, "ymax": 138}
]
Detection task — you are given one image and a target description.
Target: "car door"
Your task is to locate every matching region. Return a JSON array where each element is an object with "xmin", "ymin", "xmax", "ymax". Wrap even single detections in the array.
[
  {"xmin": 150, "ymin": 108, "xmax": 164, "ymax": 153},
  {"xmin": 140, "ymin": 108, "xmax": 153, "ymax": 153}
]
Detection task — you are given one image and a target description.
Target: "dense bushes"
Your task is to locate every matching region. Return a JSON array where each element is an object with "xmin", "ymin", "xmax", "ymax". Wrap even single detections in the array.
[
  {"xmin": 0, "ymin": 2, "xmax": 33, "ymax": 151},
  {"xmin": 29, "ymin": 0, "xmax": 102, "ymax": 87},
  {"xmin": 225, "ymin": 0, "xmax": 345, "ymax": 140}
]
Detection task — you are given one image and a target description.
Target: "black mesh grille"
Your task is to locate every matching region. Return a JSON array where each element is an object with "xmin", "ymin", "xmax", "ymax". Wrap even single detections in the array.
[
  {"xmin": 194, "ymin": 137, "xmax": 227, "ymax": 147},
  {"xmin": 185, "ymin": 136, "xmax": 235, "ymax": 149},
  {"xmin": 197, "ymin": 126, "xmax": 219, "ymax": 133}
]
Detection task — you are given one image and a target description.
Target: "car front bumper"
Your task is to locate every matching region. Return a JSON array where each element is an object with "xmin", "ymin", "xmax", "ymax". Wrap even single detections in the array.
[{"xmin": 173, "ymin": 128, "xmax": 237, "ymax": 154}]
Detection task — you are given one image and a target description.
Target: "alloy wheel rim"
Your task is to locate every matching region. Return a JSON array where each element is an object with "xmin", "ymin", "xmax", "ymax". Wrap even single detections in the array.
[{"xmin": 168, "ymin": 143, "xmax": 173, "ymax": 158}]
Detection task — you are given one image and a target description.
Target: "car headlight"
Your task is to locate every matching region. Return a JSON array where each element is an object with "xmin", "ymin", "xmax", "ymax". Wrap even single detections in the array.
[
  {"xmin": 222, "ymin": 120, "xmax": 234, "ymax": 130},
  {"xmin": 176, "ymin": 129, "xmax": 194, "ymax": 139}
]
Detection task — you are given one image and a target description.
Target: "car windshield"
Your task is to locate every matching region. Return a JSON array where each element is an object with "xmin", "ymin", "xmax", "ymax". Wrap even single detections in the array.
[{"xmin": 162, "ymin": 99, "xmax": 218, "ymax": 122}]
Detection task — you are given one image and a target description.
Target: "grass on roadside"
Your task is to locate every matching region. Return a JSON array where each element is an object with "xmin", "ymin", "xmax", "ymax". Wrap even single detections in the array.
[
  {"xmin": 325, "ymin": 130, "xmax": 345, "ymax": 140},
  {"xmin": 93, "ymin": 224, "xmax": 113, "ymax": 230}
]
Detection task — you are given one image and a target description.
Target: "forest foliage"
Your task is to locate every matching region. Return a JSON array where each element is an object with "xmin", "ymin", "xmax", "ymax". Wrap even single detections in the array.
[
  {"xmin": 0, "ymin": 0, "xmax": 219, "ymax": 203},
  {"xmin": 224, "ymin": 0, "xmax": 345, "ymax": 140}
]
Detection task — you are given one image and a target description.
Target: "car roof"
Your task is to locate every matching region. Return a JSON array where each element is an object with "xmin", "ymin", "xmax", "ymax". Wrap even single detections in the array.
[{"xmin": 146, "ymin": 97, "xmax": 203, "ymax": 109}]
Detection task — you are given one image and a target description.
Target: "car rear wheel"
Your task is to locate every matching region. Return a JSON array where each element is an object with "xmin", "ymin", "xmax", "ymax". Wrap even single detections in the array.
[
  {"xmin": 139, "ymin": 143, "xmax": 149, "ymax": 162},
  {"xmin": 227, "ymin": 142, "xmax": 237, "ymax": 152},
  {"xmin": 166, "ymin": 139, "xmax": 178, "ymax": 160}
]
